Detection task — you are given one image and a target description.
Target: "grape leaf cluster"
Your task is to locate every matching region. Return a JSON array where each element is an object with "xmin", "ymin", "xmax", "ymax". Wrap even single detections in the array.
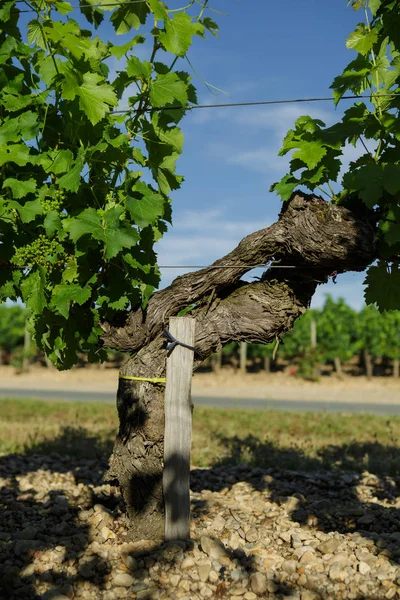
[
  {"xmin": 271, "ymin": 0, "xmax": 400, "ymax": 311},
  {"xmin": 0, "ymin": 0, "xmax": 218, "ymax": 368}
]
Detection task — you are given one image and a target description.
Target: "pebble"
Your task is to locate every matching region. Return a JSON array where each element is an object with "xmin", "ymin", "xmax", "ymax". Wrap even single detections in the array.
[
  {"xmin": 250, "ymin": 572, "xmax": 268, "ymax": 594},
  {"xmin": 359, "ymin": 561, "xmax": 372, "ymax": 575},
  {"xmin": 0, "ymin": 456, "xmax": 399, "ymax": 599},
  {"xmin": 112, "ymin": 573, "xmax": 135, "ymax": 587},
  {"xmin": 200, "ymin": 535, "xmax": 227, "ymax": 559}
]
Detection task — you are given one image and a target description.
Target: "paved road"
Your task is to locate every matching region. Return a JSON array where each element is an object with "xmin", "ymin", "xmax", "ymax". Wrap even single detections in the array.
[{"xmin": 0, "ymin": 387, "xmax": 399, "ymax": 415}]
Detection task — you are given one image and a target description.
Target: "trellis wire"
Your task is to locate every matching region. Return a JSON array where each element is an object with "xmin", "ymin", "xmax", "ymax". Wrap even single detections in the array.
[{"xmin": 113, "ymin": 93, "xmax": 399, "ymax": 114}]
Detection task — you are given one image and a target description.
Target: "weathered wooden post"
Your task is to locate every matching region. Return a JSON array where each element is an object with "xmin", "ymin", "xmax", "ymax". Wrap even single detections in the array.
[
  {"xmin": 240, "ymin": 341, "xmax": 247, "ymax": 374},
  {"xmin": 163, "ymin": 317, "xmax": 196, "ymax": 541},
  {"xmin": 310, "ymin": 319, "xmax": 320, "ymax": 379},
  {"xmin": 310, "ymin": 319, "xmax": 317, "ymax": 349},
  {"xmin": 22, "ymin": 320, "xmax": 30, "ymax": 372}
]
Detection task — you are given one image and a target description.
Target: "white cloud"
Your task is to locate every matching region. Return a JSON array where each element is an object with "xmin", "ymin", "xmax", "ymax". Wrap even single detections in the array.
[
  {"xmin": 207, "ymin": 103, "xmax": 377, "ymax": 181},
  {"xmin": 225, "ymin": 147, "xmax": 287, "ymax": 174},
  {"xmin": 232, "ymin": 104, "xmax": 334, "ymax": 138},
  {"xmin": 203, "ymin": 103, "xmax": 338, "ymax": 176}
]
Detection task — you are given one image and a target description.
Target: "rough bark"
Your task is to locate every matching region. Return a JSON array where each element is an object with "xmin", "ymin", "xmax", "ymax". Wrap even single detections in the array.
[{"xmin": 102, "ymin": 193, "xmax": 376, "ymax": 541}]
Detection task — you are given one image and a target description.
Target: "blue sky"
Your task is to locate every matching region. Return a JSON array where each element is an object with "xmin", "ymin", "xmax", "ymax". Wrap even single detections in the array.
[{"xmin": 147, "ymin": 0, "xmax": 368, "ymax": 309}]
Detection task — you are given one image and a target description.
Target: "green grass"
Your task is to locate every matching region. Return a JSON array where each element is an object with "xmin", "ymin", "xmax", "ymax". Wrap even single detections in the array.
[{"xmin": 1, "ymin": 398, "xmax": 400, "ymax": 475}]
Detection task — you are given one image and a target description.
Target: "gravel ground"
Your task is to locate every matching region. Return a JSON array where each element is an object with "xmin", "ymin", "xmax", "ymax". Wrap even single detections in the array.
[{"xmin": 2, "ymin": 454, "xmax": 400, "ymax": 599}]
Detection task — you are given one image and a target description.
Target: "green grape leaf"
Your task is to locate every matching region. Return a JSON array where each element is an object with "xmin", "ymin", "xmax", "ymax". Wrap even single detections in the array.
[
  {"xmin": 369, "ymin": 0, "xmax": 381, "ymax": 16},
  {"xmin": 97, "ymin": 292, "xmax": 130, "ymax": 310},
  {"xmin": 77, "ymin": 0, "xmax": 104, "ymax": 26},
  {"xmin": 321, "ymin": 103, "xmax": 368, "ymax": 147},
  {"xmin": 41, "ymin": 149, "xmax": 74, "ymax": 175},
  {"xmin": 147, "ymin": 0, "xmax": 168, "ymax": 20},
  {"xmin": 77, "ymin": 73, "xmax": 118, "ymax": 125},
  {"xmin": 110, "ymin": 1, "xmax": 149, "ymax": 34},
  {"xmin": 27, "ymin": 19, "xmax": 46, "ymax": 48},
  {"xmin": 51, "ymin": 283, "xmax": 91, "ymax": 318},
  {"xmin": 132, "ymin": 147, "xmax": 146, "ymax": 166},
  {"xmin": 383, "ymin": 163, "xmax": 400, "ymax": 195},
  {"xmin": 18, "ymin": 111, "xmax": 40, "ymax": 140},
  {"xmin": 270, "ymin": 174, "xmax": 299, "ymax": 201},
  {"xmin": 346, "ymin": 23, "xmax": 378, "ymax": 55},
  {"xmin": 330, "ymin": 55, "xmax": 370, "ymax": 104},
  {"xmin": 44, "ymin": 211, "xmax": 62, "ymax": 238},
  {"xmin": 65, "ymin": 206, "xmax": 139, "ymax": 259},
  {"xmin": 62, "ymin": 258, "xmax": 78, "ymax": 283},
  {"xmin": 0, "ymin": 1, "xmax": 13, "ymax": 22},
  {"xmin": 0, "ymin": 118, "xmax": 20, "ymax": 144},
  {"xmin": 154, "ymin": 152, "xmax": 183, "ymax": 194},
  {"xmin": 202, "ymin": 17, "xmax": 219, "ymax": 37},
  {"xmin": 54, "ymin": 1, "xmax": 72, "ymax": 15},
  {"xmin": 3, "ymin": 177, "xmax": 36, "ymax": 199},
  {"xmin": 379, "ymin": 205, "xmax": 400, "ymax": 245},
  {"xmin": 8, "ymin": 199, "xmax": 42, "ymax": 223},
  {"xmin": 126, "ymin": 182, "xmax": 165, "ymax": 227},
  {"xmin": 126, "ymin": 56, "xmax": 152, "ymax": 80},
  {"xmin": 149, "ymin": 72, "xmax": 188, "ymax": 107},
  {"xmin": 158, "ymin": 13, "xmax": 204, "ymax": 57},
  {"xmin": 57, "ymin": 155, "xmax": 83, "ymax": 192},
  {"xmin": 342, "ymin": 163, "xmax": 384, "ymax": 207},
  {"xmin": 0, "ymin": 144, "xmax": 33, "ymax": 167},
  {"xmin": 291, "ymin": 141, "xmax": 327, "ymax": 170},
  {"xmin": 155, "ymin": 124, "xmax": 184, "ymax": 152},
  {"xmin": 364, "ymin": 263, "xmax": 400, "ymax": 311},
  {"xmin": 20, "ymin": 269, "xmax": 46, "ymax": 313}
]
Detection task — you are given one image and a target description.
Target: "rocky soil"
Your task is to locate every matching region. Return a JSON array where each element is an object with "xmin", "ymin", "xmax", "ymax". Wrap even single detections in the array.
[{"xmin": 2, "ymin": 454, "xmax": 400, "ymax": 599}]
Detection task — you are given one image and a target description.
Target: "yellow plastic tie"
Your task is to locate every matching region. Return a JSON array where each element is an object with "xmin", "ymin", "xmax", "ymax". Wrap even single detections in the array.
[{"xmin": 119, "ymin": 375, "xmax": 166, "ymax": 384}]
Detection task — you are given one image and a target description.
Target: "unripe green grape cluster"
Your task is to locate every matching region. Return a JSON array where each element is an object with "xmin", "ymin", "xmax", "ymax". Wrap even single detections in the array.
[
  {"xmin": 13, "ymin": 234, "xmax": 64, "ymax": 268},
  {"xmin": 41, "ymin": 189, "xmax": 65, "ymax": 212}
]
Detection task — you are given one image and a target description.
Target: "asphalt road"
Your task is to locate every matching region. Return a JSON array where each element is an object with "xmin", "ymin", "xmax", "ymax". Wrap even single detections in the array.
[{"xmin": 0, "ymin": 387, "xmax": 399, "ymax": 415}]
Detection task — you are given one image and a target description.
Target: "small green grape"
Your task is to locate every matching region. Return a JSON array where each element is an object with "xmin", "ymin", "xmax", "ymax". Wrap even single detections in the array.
[
  {"xmin": 41, "ymin": 189, "xmax": 65, "ymax": 213},
  {"xmin": 12, "ymin": 234, "xmax": 65, "ymax": 270}
]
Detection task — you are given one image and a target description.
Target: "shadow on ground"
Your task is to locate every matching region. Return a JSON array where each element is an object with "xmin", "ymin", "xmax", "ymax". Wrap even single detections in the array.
[{"xmin": 1, "ymin": 426, "xmax": 400, "ymax": 598}]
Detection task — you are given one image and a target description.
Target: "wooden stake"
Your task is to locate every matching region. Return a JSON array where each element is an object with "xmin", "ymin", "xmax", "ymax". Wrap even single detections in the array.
[
  {"xmin": 310, "ymin": 320, "xmax": 317, "ymax": 348},
  {"xmin": 163, "ymin": 317, "xmax": 195, "ymax": 541},
  {"xmin": 22, "ymin": 320, "xmax": 30, "ymax": 372},
  {"xmin": 240, "ymin": 342, "xmax": 247, "ymax": 374}
]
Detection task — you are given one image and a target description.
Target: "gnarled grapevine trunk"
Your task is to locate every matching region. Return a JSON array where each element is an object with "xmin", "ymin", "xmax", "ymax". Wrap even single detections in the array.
[
  {"xmin": 105, "ymin": 339, "xmax": 167, "ymax": 540},
  {"xmin": 102, "ymin": 193, "xmax": 377, "ymax": 540}
]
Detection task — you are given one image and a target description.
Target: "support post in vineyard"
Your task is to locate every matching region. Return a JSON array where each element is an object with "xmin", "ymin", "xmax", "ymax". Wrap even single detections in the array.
[
  {"xmin": 240, "ymin": 342, "xmax": 247, "ymax": 375},
  {"xmin": 163, "ymin": 317, "xmax": 195, "ymax": 542},
  {"xmin": 22, "ymin": 320, "xmax": 30, "ymax": 373},
  {"xmin": 310, "ymin": 320, "xmax": 317, "ymax": 349}
]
